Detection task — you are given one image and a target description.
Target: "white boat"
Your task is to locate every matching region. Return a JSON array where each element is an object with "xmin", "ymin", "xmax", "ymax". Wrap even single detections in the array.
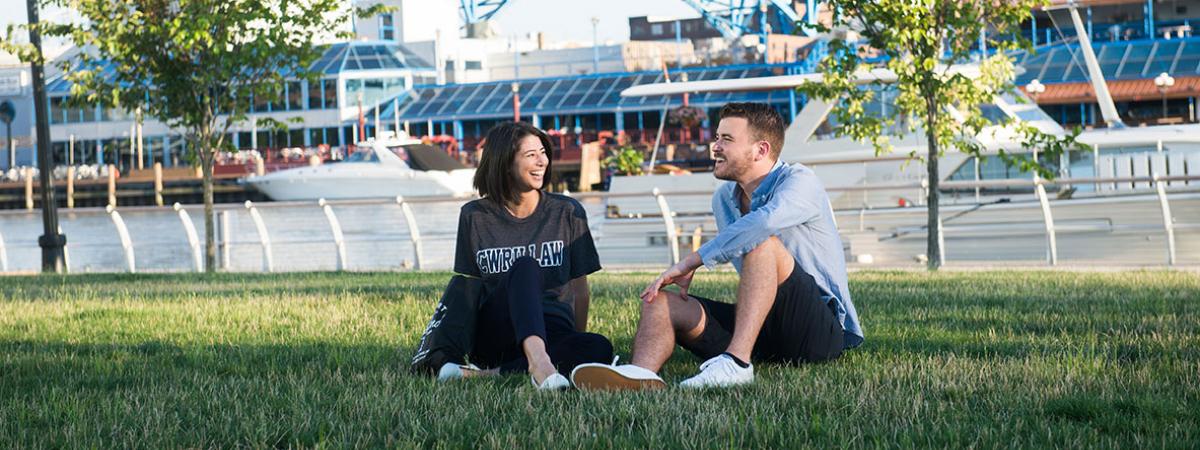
[{"xmin": 245, "ymin": 131, "xmax": 477, "ymax": 201}]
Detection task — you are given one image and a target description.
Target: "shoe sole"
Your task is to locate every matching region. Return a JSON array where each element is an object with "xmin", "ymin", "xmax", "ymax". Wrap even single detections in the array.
[{"xmin": 571, "ymin": 366, "xmax": 667, "ymax": 392}]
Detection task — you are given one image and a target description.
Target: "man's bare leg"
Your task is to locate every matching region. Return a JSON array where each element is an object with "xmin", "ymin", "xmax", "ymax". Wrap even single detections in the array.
[
  {"xmin": 724, "ymin": 236, "xmax": 793, "ymax": 362},
  {"xmin": 629, "ymin": 291, "xmax": 706, "ymax": 372}
]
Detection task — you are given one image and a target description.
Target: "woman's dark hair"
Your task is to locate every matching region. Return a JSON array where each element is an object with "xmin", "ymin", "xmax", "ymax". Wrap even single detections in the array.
[{"xmin": 474, "ymin": 121, "xmax": 554, "ymax": 206}]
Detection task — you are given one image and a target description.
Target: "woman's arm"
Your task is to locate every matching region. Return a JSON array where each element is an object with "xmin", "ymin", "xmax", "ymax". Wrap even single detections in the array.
[{"xmin": 567, "ymin": 276, "xmax": 590, "ymax": 332}]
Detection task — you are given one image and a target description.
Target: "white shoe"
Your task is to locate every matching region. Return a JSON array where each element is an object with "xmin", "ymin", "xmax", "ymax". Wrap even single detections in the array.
[
  {"xmin": 571, "ymin": 360, "xmax": 666, "ymax": 392},
  {"xmin": 437, "ymin": 362, "xmax": 483, "ymax": 381},
  {"xmin": 679, "ymin": 354, "xmax": 754, "ymax": 388},
  {"xmin": 532, "ymin": 372, "xmax": 571, "ymax": 391}
]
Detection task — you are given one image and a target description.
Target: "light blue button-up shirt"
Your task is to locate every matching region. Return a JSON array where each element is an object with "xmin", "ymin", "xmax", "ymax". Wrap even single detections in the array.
[{"xmin": 696, "ymin": 160, "xmax": 864, "ymax": 348}]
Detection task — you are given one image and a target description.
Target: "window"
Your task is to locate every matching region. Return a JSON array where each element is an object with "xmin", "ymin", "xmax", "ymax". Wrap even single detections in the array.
[
  {"xmin": 66, "ymin": 101, "xmax": 83, "ymax": 124},
  {"xmin": 380, "ymin": 13, "xmax": 395, "ymax": 41},
  {"xmin": 49, "ymin": 97, "xmax": 64, "ymax": 124},
  {"xmin": 651, "ymin": 23, "xmax": 664, "ymax": 35},
  {"xmin": 237, "ymin": 131, "xmax": 253, "ymax": 149},
  {"xmin": 81, "ymin": 104, "xmax": 97, "ymax": 122},
  {"xmin": 77, "ymin": 140, "xmax": 97, "ymax": 165},
  {"xmin": 253, "ymin": 93, "xmax": 269, "ymax": 113},
  {"xmin": 307, "ymin": 80, "xmax": 322, "ymax": 109},
  {"xmin": 325, "ymin": 127, "xmax": 342, "ymax": 146},
  {"xmin": 345, "ymin": 79, "xmax": 363, "ymax": 106},
  {"xmin": 464, "ymin": 60, "xmax": 482, "ymax": 70},
  {"xmin": 52, "ymin": 141, "xmax": 67, "ymax": 164},
  {"xmin": 287, "ymin": 81, "xmax": 303, "ymax": 110},
  {"xmin": 289, "ymin": 129, "xmax": 305, "ymax": 147},
  {"xmin": 345, "ymin": 148, "xmax": 380, "ymax": 163},
  {"xmin": 322, "ymin": 79, "xmax": 337, "ymax": 109},
  {"xmin": 256, "ymin": 130, "xmax": 273, "ymax": 148},
  {"xmin": 364, "ymin": 79, "xmax": 386, "ymax": 105}
]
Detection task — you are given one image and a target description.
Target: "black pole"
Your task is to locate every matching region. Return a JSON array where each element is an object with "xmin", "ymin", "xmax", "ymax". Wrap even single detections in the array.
[
  {"xmin": 5, "ymin": 122, "xmax": 11, "ymax": 170},
  {"xmin": 27, "ymin": 0, "xmax": 66, "ymax": 273}
]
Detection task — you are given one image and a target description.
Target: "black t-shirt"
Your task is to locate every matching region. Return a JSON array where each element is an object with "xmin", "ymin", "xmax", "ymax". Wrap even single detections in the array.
[{"xmin": 453, "ymin": 192, "xmax": 602, "ymax": 303}]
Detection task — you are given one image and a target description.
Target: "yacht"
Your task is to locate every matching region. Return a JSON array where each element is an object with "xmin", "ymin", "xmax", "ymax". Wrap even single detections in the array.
[{"xmin": 245, "ymin": 131, "xmax": 476, "ymax": 201}]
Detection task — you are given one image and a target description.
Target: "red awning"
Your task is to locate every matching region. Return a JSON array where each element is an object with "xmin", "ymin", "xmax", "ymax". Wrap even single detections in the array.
[{"xmin": 1021, "ymin": 76, "xmax": 1200, "ymax": 104}]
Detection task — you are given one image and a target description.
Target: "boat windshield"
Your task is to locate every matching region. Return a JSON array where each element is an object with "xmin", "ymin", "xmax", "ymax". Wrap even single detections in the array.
[{"xmin": 344, "ymin": 149, "xmax": 380, "ymax": 163}]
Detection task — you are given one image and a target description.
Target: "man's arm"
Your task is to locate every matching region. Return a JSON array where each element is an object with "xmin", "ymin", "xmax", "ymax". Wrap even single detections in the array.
[
  {"xmin": 640, "ymin": 251, "xmax": 703, "ymax": 303},
  {"xmin": 698, "ymin": 174, "xmax": 825, "ymax": 268},
  {"xmin": 568, "ymin": 276, "xmax": 590, "ymax": 332}
]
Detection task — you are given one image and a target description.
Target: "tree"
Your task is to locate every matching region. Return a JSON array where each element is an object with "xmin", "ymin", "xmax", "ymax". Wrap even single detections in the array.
[
  {"xmin": 3, "ymin": 0, "xmax": 387, "ymax": 272},
  {"xmin": 797, "ymin": 0, "xmax": 1080, "ymax": 270}
]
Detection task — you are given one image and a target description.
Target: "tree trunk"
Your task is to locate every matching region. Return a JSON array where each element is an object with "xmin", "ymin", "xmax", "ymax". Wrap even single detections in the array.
[
  {"xmin": 201, "ymin": 148, "xmax": 216, "ymax": 273},
  {"xmin": 925, "ymin": 96, "xmax": 941, "ymax": 271}
]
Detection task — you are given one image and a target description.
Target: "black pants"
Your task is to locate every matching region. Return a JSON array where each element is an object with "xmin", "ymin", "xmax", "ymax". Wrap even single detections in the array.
[{"xmin": 469, "ymin": 256, "xmax": 613, "ymax": 376}]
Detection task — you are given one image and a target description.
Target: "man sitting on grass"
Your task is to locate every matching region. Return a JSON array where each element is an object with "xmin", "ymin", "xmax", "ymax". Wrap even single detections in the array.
[{"xmin": 572, "ymin": 102, "xmax": 863, "ymax": 390}]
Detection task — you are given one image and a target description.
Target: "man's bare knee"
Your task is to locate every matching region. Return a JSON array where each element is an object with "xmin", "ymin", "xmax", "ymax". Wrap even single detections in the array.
[
  {"xmin": 657, "ymin": 291, "xmax": 705, "ymax": 342},
  {"xmin": 745, "ymin": 236, "xmax": 792, "ymax": 281},
  {"xmin": 640, "ymin": 291, "xmax": 671, "ymax": 314}
]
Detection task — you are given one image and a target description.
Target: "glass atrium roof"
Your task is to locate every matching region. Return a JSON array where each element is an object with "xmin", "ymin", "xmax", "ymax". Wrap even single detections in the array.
[
  {"xmin": 1014, "ymin": 37, "xmax": 1200, "ymax": 85},
  {"xmin": 47, "ymin": 41, "xmax": 432, "ymax": 94},
  {"xmin": 310, "ymin": 41, "xmax": 433, "ymax": 75}
]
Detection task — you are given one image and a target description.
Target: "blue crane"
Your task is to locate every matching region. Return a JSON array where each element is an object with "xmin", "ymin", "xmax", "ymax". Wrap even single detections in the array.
[
  {"xmin": 458, "ymin": 1, "xmax": 817, "ymax": 40},
  {"xmin": 459, "ymin": 0, "xmax": 509, "ymax": 25},
  {"xmin": 679, "ymin": 0, "xmax": 817, "ymax": 39}
]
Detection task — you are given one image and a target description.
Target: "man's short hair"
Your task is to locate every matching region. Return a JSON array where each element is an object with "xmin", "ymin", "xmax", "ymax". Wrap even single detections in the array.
[{"xmin": 719, "ymin": 102, "xmax": 785, "ymax": 159}]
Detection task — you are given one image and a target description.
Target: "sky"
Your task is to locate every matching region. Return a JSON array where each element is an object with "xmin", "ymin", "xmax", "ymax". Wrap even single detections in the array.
[
  {"xmin": 487, "ymin": 0, "xmax": 698, "ymax": 43},
  {"xmin": 0, "ymin": 0, "xmax": 701, "ymax": 46}
]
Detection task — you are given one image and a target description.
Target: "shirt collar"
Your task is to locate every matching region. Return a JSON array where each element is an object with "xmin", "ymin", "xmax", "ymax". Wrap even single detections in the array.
[{"xmin": 730, "ymin": 159, "xmax": 788, "ymax": 207}]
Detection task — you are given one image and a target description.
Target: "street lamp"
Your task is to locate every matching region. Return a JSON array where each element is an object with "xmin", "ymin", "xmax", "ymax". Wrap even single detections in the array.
[
  {"xmin": 591, "ymin": 17, "xmax": 600, "ymax": 74},
  {"xmin": 26, "ymin": 0, "xmax": 66, "ymax": 272},
  {"xmin": 511, "ymin": 81, "xmax": 520, "ymax": 122},
  {"xmin": 1026, "ymin": 79, "xmax": 1045, "ymax": 101},
  {"xmin": 1154, "ymin": 72, "xmax": 1175, "ymax": 119}
]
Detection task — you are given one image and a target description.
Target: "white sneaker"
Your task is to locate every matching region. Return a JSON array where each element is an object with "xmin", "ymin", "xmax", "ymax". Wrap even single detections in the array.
[
  {"xmin": 679, "ymin": 354, "xmax": 753, "ymax": 388},
  {"xmin": 436, "ymin": 362, "xmax": 483, "ymax": 381},
  {"xmin": 532, "ymin": 373, "xmax": 571, "ymax": 391},
  {"xmin": 571, "ymin": 361, "xmax": 666, "ymax": 392}
]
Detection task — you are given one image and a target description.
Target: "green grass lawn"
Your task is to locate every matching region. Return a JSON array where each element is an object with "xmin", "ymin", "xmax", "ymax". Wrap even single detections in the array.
[{"xmin": 1, "ymin": 270, "xmax": 1198, "ymax": 448}]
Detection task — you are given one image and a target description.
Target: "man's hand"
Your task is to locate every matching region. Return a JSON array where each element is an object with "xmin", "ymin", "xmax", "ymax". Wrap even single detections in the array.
[{"xmin": 640, "ymin": 252, "xmax": 703, "ymax": 303}]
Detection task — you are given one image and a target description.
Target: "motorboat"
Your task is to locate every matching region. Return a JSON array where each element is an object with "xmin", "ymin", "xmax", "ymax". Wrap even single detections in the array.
[{"xmin": 245, "ymin": 131, "xmax": 476, "ymax": 201}]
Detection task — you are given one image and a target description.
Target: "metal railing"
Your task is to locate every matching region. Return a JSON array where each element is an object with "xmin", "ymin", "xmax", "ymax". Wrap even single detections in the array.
[
  {"xmin": 0, "ymin": 173, "xmax": 1197, "ymax": 273},
  {"xmin": 832, "ymin": 174, "xmax": 1197, "ymax": 266}
]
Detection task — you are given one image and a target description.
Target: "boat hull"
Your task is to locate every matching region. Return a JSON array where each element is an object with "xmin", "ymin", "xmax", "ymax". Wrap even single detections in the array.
[{"xmin": 245, "ymin": 165, "xmax": 476, "ymax": 201}]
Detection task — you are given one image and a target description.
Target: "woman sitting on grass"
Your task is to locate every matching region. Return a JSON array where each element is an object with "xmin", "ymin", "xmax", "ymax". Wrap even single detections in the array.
[{"xmin": 438, "ymin": 121, "xmax": 613, "ymax": 390}]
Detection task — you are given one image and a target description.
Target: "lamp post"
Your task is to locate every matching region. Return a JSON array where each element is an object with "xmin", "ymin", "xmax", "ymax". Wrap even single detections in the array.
[
  {"xmin": 26, "ymin": 0, "xmax": 66, "ymax": 272},
  {"xmin": 511, "ymin": 82, "xmax": 520, "ymax": 122},
  {"xmin": 591, "ymin": 17, "xmax": 600, "ymax": 74},
  {"xmin": 759, "ymin": 1, "xmax": 770, "ymax": 64},
  {"xmin": 1026, "ymin": 79, "xmax": 1046, "ymax": 101},
  {"xmin": 1154, "ymin": 72, "xmax": 1175, "ymax": 119}
]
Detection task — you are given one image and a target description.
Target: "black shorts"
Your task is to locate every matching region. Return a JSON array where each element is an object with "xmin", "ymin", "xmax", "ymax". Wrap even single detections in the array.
[{"xmin": 680, "ymin": 260, "xmax": 844, "ymax": 364}]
